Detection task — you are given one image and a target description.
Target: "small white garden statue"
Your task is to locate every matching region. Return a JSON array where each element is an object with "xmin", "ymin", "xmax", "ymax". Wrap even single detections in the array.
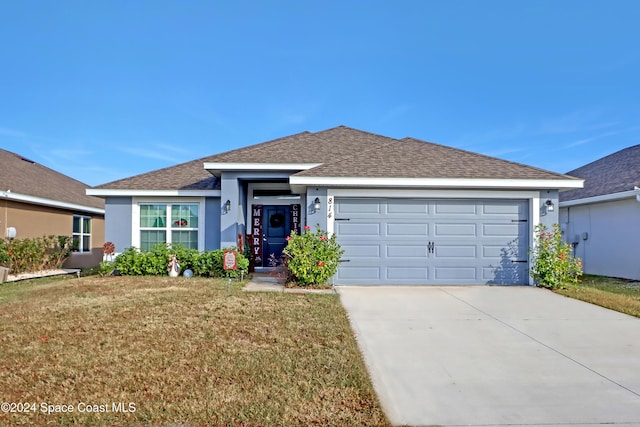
[{"xmin": 167, "ymin": 254, "xmax": 180, "ymax": 277}]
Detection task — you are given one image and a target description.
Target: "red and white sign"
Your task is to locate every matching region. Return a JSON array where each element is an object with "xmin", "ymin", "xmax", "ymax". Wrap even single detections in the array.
[{"xmin": 223, "ymin": 250, "xmax": 238, "ymax": 270}]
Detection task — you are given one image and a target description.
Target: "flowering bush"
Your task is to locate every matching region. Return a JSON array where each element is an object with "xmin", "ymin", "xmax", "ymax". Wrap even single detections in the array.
[
  {"xmin": 0, "ymin": 235, "xmax": 71, "ymax": 274},
  {"xmin": 529, "ymin": 224, "xmax": 582, "ymax": 289},
  {"xmin": 283, "ymin": 225, "xmax": 344, "ymax": 287}
]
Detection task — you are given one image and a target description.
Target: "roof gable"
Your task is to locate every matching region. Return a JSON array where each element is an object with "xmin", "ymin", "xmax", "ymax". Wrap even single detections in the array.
[
  {"xmin": 0, "ymin": 149, "xmax": 104, "ymax": 211},
  {"xmin": 93, "ymin": 126, "xmax": 582, "ymax": 192},
  {"xmin": 560, "ymin": 145, "xmax": 640, "ymax": 201}
]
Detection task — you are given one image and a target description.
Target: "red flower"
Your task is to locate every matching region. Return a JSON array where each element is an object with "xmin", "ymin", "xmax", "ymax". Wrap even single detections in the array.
[
  {"xmin": 304, "ymin": 225, "xmax": 311, "ymax": 230},
  {"xmin": 320, "ymin": 235, "xmax": 327, "ymax": 241},
  {"xmin": 558, "ymin": 254, "xmax": 565, "ymax": 259},
  {"xmin": 317, "ymin": 261, "xmax": 324, "ymax": 267},
  {"xmin": 286, "ymin": 236, "xmax": 292, "ymax": 241}
]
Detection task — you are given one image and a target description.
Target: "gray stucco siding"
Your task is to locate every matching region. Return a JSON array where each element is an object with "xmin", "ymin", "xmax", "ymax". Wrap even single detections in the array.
[
  {"xmin": 205, "ymin": 197, "xmax": 221, "ymax": 250},
  {"xmin": 104, "ymin": 196, "xmax": 133, "ymax": 253}
]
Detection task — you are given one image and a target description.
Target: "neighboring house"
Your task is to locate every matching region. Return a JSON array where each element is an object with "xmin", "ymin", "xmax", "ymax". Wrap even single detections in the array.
[
  {"xmin": 88, "ymin": 126, "xmax": 582, "ymax": 285},
  {"xmin": 0, "ymin": 149, "xmax": 105, "ymax": 268},
  {"xmin": 559, "ymin": 145, "xmax": 640, "ymax": 280}
]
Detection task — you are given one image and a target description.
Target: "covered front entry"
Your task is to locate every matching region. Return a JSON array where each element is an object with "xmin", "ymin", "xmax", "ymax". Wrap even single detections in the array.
[
  {"xmin": 334, "ymin": 198, "xmax": 530, "ymax": 285},
  {"xmin": 249, "ymin": 203, "xmax": 301, "ymax": 267}
]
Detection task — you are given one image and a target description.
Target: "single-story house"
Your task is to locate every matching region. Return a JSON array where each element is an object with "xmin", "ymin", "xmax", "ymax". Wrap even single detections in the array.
[
  {"xmin": 88, "ymin": 126, "xmax": 582, "ymax": 285},
  {"xmin": 559, "ymin": 144, "xmax": 640, "ymax": 280},
  {"xmin": 0, "ymin": 148, "xmax": 106, "ymax": 268}
]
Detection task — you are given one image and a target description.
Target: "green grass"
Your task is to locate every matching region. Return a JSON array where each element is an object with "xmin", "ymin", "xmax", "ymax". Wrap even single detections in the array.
[
  {"xmin": 0, "ymin": 275, "xmax": 389, "ymax": 426},
  {"xmin": 555, "ymin": 274, "xmax": 640, "ymax": 318}
]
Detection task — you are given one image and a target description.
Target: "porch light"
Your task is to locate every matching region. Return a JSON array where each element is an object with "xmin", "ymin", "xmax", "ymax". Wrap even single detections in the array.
[
  {"xmin": 313, "ymin": 197, "xmax": 321, "ymax": 212},
  {"xmin": 224, "ymin": 199, "xmax": 231, "ymax": 214},
  {"xmin": 545, "ymin": 199, "xmax": 555, "ymax": 212}
]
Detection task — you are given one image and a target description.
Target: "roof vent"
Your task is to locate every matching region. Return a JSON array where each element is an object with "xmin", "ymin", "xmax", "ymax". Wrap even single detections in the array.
[{"xmin": 20, "ymin": 156, "xmax": 36, "ymax": 164}]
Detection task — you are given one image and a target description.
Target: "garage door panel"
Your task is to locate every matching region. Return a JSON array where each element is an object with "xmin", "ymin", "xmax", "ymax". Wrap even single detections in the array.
[
  {"xmin": 387, "ymin": 244, "xmax": 428, "ymax": 258},
  {"xmin": 339, "ymin": 266, "xmax": 381, "ymax": 280},
  {"xmin": 342, "ymin": 244, "xmax": 380, "ymax": 258},
  {"xmin": 434, "ymin": 201, "xmax": 477, "ymax": 215},
  {"xmin": 336, "ymin": 222, "xmax": 380, "ymax": 237},
  {"xmin": 434, "ymin": 266, "xmax": 477, "ymax": 281},
  {"xmin": 387, "ymin": 223, "xmax": 428, "ymax": 236},
  {"xmin": 387, "ymin": 201, "xmax": 429, "ymax": 214},
  {"xmin": 434, "ymin": 245, "xmax": 476, "ymax": 258},
  {"xmin": 336, "ymin": 200, "xmax": 381, "ymax": 214},
  {"xmin": 483, "ymin": 223, "xmax": 522, "ymax": 237},
  {"xmin": 435, "ymin": 223, "xmax": 477, "ymax": 237},
  {"xmin": 483, "ymin": 266, "xmax": 527, "ymax": 284},
  {"xmin": 482, "ymin": 201, "xmax": 526, "ymax": 215},
  {"xmin": 387, "ymin": 267, "xmax": 429, "ymax": 280}
]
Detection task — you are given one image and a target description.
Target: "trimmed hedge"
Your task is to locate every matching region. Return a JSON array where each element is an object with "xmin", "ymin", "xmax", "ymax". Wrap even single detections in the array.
[{"xmin": 112, "ymin": 244, "xmax": 249, "ymax": 278}]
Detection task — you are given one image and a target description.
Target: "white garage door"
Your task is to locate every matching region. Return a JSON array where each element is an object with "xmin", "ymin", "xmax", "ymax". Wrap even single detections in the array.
[{"xmin": 334, "ymin": 198, "xmax": 530, "ymax": 285}]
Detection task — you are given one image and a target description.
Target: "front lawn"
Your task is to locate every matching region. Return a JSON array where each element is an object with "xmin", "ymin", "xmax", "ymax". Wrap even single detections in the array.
[
  {"xmin": 0, "ymin": 276, "xmax": 388, "ymax": 426},
  {"xmin": 555, "ymin": 274, "xmax": 640, "ymax": 318}
]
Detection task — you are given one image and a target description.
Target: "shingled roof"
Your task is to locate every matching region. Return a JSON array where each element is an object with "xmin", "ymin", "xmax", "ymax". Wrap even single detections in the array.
[
  {"xmin": 0, "ymin": 149, "xmax": 104, "ymax": 211},
  {"xmin": 560, "ymin": 144, "xmax": 640, "ymax": 202},
  {"xmin": 94, "ymin": 126, "xmax": 579, "ymax": 191}
]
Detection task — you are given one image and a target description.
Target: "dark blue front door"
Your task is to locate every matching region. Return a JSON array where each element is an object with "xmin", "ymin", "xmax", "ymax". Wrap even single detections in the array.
[{"xmin": 263, "ymin": 205, "xmax": 291, "ymax": 263}]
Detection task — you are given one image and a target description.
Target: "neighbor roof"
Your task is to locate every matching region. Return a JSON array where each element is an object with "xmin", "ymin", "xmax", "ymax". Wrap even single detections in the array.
[
  {"xmin": 560, "ymin": 144, "xmax": 640, "ymax": 202},
  {"xmin": 93, "ymin": 126, "xmax": 581, "ymax": 191},
  {"xmin": 0, "ymin": 149, "xmax": 104, "ymax": 211}
]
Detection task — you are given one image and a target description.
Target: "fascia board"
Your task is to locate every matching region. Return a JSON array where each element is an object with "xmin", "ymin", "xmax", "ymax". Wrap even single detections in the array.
[
  {"xmin": 289, "ymin": 176, "xmax": 584, "ymax": 190},
  {"xmin": 1, "ymin": 191, "xmax": 105, "ymax": 215},
  {"xmin": 86, "ymin": 189, "xmax": 221, "ymax": 197},
  {"xmin": 559, "ymin": 189, "xmax": 639, "ymax": 207}
]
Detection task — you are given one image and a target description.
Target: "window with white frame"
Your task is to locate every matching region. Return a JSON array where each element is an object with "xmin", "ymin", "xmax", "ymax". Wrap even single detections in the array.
[
  {"xmin": 139, "ymin": 203, "xmax": 199, "ymax": 251},
  {"xmin": 72, "ymin": 215, "xmax": 91, "ymax": 252}
]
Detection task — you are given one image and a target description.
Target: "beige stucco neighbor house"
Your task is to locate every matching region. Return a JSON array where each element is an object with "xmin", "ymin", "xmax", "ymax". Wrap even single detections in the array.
[
  {"xmin": 0, "ymin": 149, "xmax": 105, "ymax": 268},
  {"xmin": 560, "ymin": 145, "xmax": 640, "ymax": 280}
]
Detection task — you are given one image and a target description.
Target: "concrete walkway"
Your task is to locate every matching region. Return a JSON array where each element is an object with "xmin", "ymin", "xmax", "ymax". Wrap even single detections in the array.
[
  {"xmin": 243, "ymin": 272, "xmax": 335, "ymax": 294},
  {"xmin": 338, "ymin": 286, "xmax": 640, "ymax": 427}
]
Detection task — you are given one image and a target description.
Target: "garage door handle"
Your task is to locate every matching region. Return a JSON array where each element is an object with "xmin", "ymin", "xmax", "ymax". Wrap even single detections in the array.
[
  {"xmin": 339, "ymin": 259, "xmax": 350, "ymax": 263},
  {"xmin": 427, "ymin": 241, "xmax": 434, "ymax": 254},
  {"xmin": 511, "ymin": 260, "xmax": 527, "ymax": 263}
]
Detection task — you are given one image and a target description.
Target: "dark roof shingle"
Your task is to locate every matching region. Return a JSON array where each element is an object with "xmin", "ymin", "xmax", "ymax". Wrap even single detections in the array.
[
  {"xmin": 560, "ymin": 145, "xmax": 640, "ymax": 201},
  {"xmin": 94, "ymin": 126, "xmax": 580, "ymax": 190},
  {"xmin": 0, "ymin": 149, "xmax": 104, "ymax": 210}
]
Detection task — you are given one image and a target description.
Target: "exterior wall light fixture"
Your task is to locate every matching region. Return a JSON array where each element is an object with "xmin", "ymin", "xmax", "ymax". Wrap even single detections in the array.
[
  {"xmin": 224, "ymin": 199, "xmax": 231, "ymax": 214},
  {"xmin": 313, "ymin": 197, "xmax": 321, "ymax": 213},
  {"xmin": 545, "ymin": 199, "xmax": 555, "ymax": 212}
]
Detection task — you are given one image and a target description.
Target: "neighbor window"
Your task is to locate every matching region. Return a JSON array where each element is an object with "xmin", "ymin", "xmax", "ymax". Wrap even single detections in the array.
[
  {"xmin": 72, "ymin": 215, "xmax": 91, "ymax": 252},
  {"xmin": 139, "ymin": 203, "xmax": 199, "ymax": 251}
]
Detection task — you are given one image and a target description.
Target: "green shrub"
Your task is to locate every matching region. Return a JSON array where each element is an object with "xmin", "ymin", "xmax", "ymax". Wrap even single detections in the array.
[
  {"xmin": 529, "ymin": 223, "xmax": 583, "ymax": 289},
  {"xmin": 283, "ymin": 225, "xmax": 344, "ymax": 287},
  {"xmin": 113, "ymin": 244, "xmax": 248, "ymax": 278}
]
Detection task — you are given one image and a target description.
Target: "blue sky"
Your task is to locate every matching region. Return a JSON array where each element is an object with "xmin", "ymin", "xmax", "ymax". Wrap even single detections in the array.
[{"xmin": 1, "ymin": 0, "xmax": 639, "ymax": 186}]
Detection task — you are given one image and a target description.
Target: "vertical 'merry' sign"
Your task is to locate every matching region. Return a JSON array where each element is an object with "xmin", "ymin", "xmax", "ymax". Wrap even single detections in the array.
[{"xmin": 251, "ymin": 205, "xmax": 263, "ymax": 266}]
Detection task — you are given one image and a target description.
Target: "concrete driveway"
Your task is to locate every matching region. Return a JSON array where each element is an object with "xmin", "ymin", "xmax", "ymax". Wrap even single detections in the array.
[{"xmin": 338, "ymin": 286, "xmax": 640, "ymax": 427}]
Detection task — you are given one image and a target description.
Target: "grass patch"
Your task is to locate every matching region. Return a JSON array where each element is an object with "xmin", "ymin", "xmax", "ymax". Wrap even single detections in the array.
[
  {"xmin": 555, "ymin": 274, "xmax": 640, "ymax": 318},
  {"xmin": 0, "ymin": 276, "xmax": 388, "ymax": 426}
]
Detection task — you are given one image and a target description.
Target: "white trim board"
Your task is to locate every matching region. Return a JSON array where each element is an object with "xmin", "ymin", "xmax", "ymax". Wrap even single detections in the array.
[
  {"xmin": 290, "ymin": 176, "xmax": 583, "ymax": 190},
  {"xmin": 1, "ymin": 191, "xmax": 105, "ymax": 215},
  {"xmin": 560, "ymin": 189, "xmax": 640, "ymax": 207},
  {"xmin": 87, "ymin": 189, "xmax": 220, "ymax": 197}
]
